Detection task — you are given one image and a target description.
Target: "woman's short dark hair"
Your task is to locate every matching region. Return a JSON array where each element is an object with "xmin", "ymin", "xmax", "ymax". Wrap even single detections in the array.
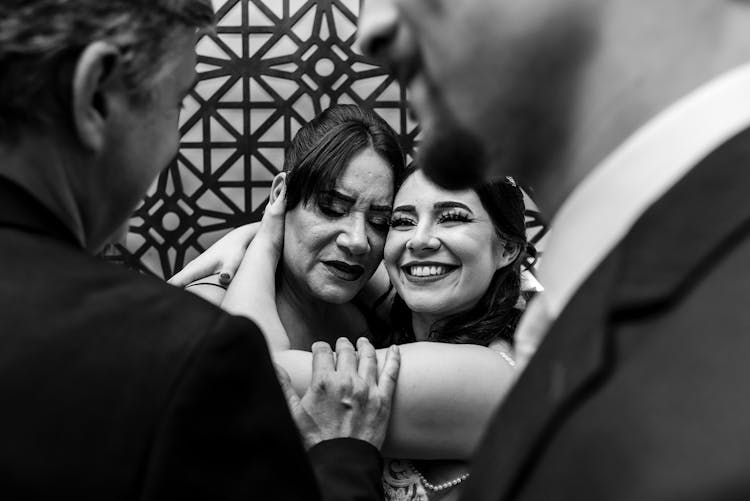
[
  {"xmin": 283, "ymin": 104, "xmax": 406, "ymax": 210},
  {"xmin": 385, "ymin": 172, "xmax": 537, "ymax": 347}
]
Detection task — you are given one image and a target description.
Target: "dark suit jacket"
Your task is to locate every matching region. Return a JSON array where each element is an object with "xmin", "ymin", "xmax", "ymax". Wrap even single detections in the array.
[
  {"xmin": 0, "ymin": 177, "xmax": 382, "ymax": 500},
  {"xmin": 463, "ymin": 128, "xmax": 750, "ymax": 500}
]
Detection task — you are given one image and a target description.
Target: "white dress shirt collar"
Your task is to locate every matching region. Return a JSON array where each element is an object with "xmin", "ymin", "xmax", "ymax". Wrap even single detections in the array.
[
  {"xmin": 539, "ymin": 62, "xmax": 750, "ymax": 319},
  {"xmin": 513, "ymin": 63, "xmax": 750, "ymax": 370}
]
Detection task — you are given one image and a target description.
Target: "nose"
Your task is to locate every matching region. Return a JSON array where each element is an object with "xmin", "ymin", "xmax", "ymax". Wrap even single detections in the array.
[
  {"xmin": 337, "ymin": 214, "xmax": 371, "ymax": 256},
  {"xmin": 357, "ymin": 0, "xmax": 399, "ymax": 61},
  {"xmin": 406, "ymin": 222, "xmax": 440, "ymax": 253}
]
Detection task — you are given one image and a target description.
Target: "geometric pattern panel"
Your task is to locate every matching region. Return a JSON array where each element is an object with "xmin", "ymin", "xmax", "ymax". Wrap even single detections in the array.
[{"xmin": 108, "ymin": 0, "xmax": 545, "ymax": 279}]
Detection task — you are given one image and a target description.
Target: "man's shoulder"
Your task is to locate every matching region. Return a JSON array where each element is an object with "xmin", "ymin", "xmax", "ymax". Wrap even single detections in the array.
[
  {"xmin": 0, "ymin": 232, "xmax": 260, "ymax": 354},
  {"xmin": 86, "ymin": 257, "xmax": 259, "ymax": 345}
]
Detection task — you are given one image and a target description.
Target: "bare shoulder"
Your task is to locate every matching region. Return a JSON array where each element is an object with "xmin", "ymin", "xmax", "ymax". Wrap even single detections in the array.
[{"xmin": 184, "ymin": 274, "xmax": 227, "ymax": 306}]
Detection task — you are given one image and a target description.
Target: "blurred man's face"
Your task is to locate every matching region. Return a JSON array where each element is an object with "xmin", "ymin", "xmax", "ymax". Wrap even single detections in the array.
[
  {"xmin": 357, "ymin": 0, "xmax": 598, "ymax": 188},
  {"xmin": 101, "ymin": 28, "xmax": 198, "ymax": 242}
]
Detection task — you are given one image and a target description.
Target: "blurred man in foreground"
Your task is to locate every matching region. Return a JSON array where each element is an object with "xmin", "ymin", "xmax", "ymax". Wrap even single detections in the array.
[{"xmin": 359, "ymin": 0, "xmax": 750, "ymax": 499}]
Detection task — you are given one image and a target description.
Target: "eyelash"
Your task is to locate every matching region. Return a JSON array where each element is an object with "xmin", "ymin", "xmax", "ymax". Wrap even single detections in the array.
[
  {"xmin": 390, "ymin": 210, "xmax": 472, "ymax": 228},
  {"xmin": 368, "ymin": 216, "xmax": 391, "ymax": 233},
  {"xmin": 390, "ymin": 216, "xmax": 416, "ymax": 228},
  {"xmin": 437, "ymin": 210, "xmax": 472, "ymax": 224}
]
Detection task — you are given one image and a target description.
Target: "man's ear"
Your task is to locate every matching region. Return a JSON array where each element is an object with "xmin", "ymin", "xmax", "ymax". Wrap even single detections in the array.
[
  {"xmin": 269, "ymin": 172, "xmax": 287, "ymax": 203},
  {"xmin": 496, "ymin": 239, "xmax": 521, "ymax": 269},
  {"xmin": 71, "ymin": 41, "xmax": 121, "ymax": 152}
]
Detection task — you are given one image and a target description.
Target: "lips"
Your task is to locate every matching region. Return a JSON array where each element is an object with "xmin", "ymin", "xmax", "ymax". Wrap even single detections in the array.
[{"xmin": 323, "ymin": 260, "xmax": 365, "ymax": 282}]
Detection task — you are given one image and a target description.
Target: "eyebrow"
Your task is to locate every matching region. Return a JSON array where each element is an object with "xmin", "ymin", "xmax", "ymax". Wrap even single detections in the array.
[
  {"xmin": 434, "ymin": 201, "xmax": 473, "ymax": 212},
  {"xmin": 325, "ymin": 190, "xmax": 392, "ymax": 212},
  {"xmin": 393, "ymin": 201, "xmax": 474, "ymax": 213}
]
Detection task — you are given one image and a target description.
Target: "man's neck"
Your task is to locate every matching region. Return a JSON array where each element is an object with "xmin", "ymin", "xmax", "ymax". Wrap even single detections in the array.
[
  {"xmin": 0, "ymin": 136, "xmax": 89, "ymax": 251},
  {"xmin": 522, "ymin": 0, "xmax": 750, "ymax": 220}
]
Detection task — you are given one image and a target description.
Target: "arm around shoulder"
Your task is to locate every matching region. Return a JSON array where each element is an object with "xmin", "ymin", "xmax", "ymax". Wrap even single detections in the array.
[
  {"xmin": 275, "ymin": 341, "xmax": 516, "ymax": 460},
  {"xmin": 379, "ymin": 342, "xmax": 516, "ymax": 459}
]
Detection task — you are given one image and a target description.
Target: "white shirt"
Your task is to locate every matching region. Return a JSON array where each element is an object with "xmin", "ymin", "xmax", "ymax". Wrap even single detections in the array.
[{"xmin": 514, "ymin": 62, "xmax": 750, "ymax": 371}]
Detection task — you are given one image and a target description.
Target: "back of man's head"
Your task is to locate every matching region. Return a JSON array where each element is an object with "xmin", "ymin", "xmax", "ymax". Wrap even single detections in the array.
[{"xmin": 0, "ymin": 0, "xmax": 214, "ymax": 144}]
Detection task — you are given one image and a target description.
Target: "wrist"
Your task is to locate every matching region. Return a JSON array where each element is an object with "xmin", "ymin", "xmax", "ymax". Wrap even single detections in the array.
[{"xmin": 244, "ymin": 237, "xmax": 281, "ymax": 261}]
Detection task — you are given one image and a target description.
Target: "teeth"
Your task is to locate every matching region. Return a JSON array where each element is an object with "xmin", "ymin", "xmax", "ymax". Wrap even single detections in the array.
[{"xmin": 409, "ymin": 265, "xmax": 449, "ymax": 277}]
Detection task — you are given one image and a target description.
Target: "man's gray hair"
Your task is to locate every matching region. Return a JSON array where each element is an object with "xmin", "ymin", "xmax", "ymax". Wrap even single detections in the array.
[{"xmin": 0, "ymin": 0, "xmax": 214, "ymax": 142}]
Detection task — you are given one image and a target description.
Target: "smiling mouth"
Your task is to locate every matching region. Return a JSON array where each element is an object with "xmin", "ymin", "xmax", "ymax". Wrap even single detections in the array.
[
  {"xmin": 323, "ymin": 261, "xmax": 365, "ymax": 282},
  {"xmin": 402, "ymin": 263, "xmax": 459, "ymax": 282}
]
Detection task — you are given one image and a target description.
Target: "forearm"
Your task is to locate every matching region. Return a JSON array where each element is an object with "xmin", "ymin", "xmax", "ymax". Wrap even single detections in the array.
[
  {"xmin": 274, "ymin": 342, "xmax": 515, "ymax": 459},
  {"xmin": 221, "ymin": 242, "xmax": 290, "ymax": 351}
]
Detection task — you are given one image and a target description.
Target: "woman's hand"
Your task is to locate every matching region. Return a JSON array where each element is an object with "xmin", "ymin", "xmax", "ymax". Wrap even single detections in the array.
[
  {"xmin": 253, "ymin": 184, "xmax": 286, "ymax": 259},
  {"xmin": 221, "ymin": 185, "xmax": 290, "ymax": 350},
  {"xmin": 168, "ymin": 222, "xmax": 260, "ymax": 287}
]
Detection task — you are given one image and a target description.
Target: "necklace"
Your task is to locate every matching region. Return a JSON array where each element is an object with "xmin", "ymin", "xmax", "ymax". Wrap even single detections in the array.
[
  {"xmin": 498, "ymin": 351, "xmax": 516, "ymax": 367},
  {"xmin": 408, "ymin": 461, "xmax": 470, "ymax": 493}
]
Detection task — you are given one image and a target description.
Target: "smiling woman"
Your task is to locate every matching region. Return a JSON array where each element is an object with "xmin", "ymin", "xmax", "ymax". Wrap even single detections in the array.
[{"xmin": 384, "ymin": 168, "xmax": 531, "ymax": 348}]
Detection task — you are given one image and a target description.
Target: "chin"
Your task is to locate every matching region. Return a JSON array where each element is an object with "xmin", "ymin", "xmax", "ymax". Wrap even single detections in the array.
[
  {"xmin": 313, "ymin": 285, "xmax": 360, "ymax": 305},
  {"xmin": 402, "ymin": 296, "xmax": 447, "ymax": 315}
]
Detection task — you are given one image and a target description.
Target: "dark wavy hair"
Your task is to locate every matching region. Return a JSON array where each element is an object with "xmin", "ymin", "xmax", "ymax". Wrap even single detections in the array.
[
  {"xmin": 383, "ymin": 171, "xmax": 536, "ymax": 347},
  {"xmin": 0, "ymin": 0, "xmax": 214, "ymax": 143},
  {"xmin": 283, "ymin": 104, "xmax": 406, "ymax": 210}
]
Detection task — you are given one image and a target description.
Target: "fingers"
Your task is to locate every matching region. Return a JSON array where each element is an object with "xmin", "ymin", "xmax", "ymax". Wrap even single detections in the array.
[
  {"xmin": 310, "ymin": 341, "xmax": 335, "ymax": 387},
  {"xmin": 219, "ymin": 249, "xmax": 246, "ymax": 285},
  {"xmin": 262, "ymin": 184, "xmax": 286, "ymax": 224},
  {"xmin": 377, "ymin": 345, "xmax": 400, "ymax": 397},
  {"xmin": 168, "ymin": 259, "xmax": 217, "ymax": 287},
  {"xmin": 335, "ymin": 337, "xmax": 357, "ymax": 375},
  {"xmin": 267, "ymin": 182, "xmax": 286, "ymax": 215},
  {"xmin": 257, "ymin": 189, "xmax": 286, "ymax": 253},
  {"xmin": 357, "ymin": 337, "xmax": 378, "ymax": 386},
  {"xmin": 274, "ymin": 363, "xmax": 300, "ymax": 409}
]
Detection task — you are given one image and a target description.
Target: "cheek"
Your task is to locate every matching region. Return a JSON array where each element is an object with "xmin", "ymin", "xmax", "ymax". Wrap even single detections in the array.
[
  {"xmin": 286, "ymin": 214, "xmax": 338, "ymax": 259},
  {"xmin": 283, "ymin": 213, "xmax": 314, "ymax": 262},
  {"xmin": 383, "ymin": 233, "xmax": 404, "ymax": 269},
  {"xmin": 455, "ymin": 233, "xmax": 499, "ymax": 276},
  {"xmin": 141, "ymin": 113, "xmax": 180, "ymax": 174}
]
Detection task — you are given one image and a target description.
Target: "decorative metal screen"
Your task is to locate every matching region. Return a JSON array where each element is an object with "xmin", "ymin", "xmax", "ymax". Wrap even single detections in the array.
[{"xmin": 108, "ymin": 0, "xmax": 547, "ymax": 278}]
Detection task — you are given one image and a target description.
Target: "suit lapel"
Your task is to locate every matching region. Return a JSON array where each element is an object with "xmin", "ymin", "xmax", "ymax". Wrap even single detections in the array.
[
  {"xmin": 464, "ymin": 126, "xmax": 750, "ymax": 501},
  {"xmin": 612, "ymin": 127, "xmax": 750, "ymax": 315}
]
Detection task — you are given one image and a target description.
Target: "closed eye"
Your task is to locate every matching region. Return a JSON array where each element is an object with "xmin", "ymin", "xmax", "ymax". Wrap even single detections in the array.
[
  {"xmin": 317, "ymin": 196, "xmax": 350, "ymax": 218},
  {"xmin": 368, "ymin": 213, "xmax": 391, "ymax": 233}
]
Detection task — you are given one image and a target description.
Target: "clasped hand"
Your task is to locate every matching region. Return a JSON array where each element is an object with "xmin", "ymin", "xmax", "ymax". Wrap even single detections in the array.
[{"xmin": 277, "ymin": 337, "xmax": 400, "ymax": 450}]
